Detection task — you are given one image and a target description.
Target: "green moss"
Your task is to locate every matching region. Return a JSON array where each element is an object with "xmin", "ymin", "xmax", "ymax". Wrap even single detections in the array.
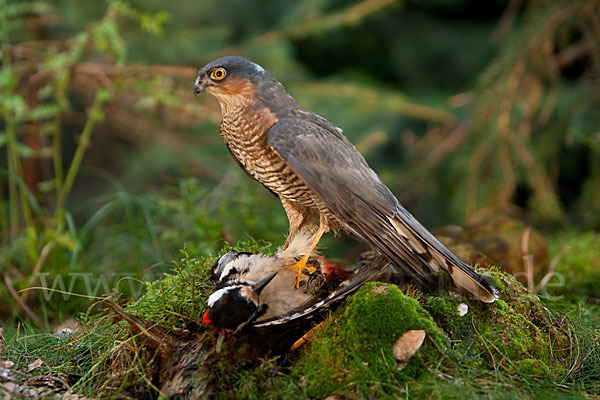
[
  {"xmin": 128, "ymin": 239, "xmax": 274, "ymax": 328},
  {"xmin": 286, "ymin": 283, "xmax": 449, "ymax": 398},
  {"xmin": 477, "ymin": 265, "xmax": 507, "ymax": 292},
  {"xmin": 4, "ymin": 238, "xmax": 598, "ymax": 399},
  {"xmin": 517, "ymin": 358, "xmax": 551, "ymax": 377},
  {"xmin": 237, "ymin": 270, "xmax": 590, "ymax": 398},
  {"xmin": 547, "ymin": 231, "xmax": 600, "ymax": 299},
  {"xmin": 423, "ymin": 270, "xmax": 569, "ymax": 380}
]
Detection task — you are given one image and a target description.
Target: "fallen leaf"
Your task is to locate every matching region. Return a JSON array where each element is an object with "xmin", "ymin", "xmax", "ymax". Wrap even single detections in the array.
[
  {"xmin": 27, "ymin": 358, "xmax": 43, "ymax": 373},
  {"xmin": 393, "ymin": 330, "xmax": 426, "ymax": 370}
]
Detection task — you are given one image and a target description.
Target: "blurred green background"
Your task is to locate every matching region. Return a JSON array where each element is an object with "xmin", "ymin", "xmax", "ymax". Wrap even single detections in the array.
[{"xmin": 1, "ymin": 0, "xmax": 599, "ymax": 327}]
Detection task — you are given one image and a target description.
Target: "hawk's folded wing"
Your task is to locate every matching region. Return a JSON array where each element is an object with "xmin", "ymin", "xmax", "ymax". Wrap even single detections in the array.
[{"xmin": 268, "ymin": 118, "xmax": 498, "ymax": 303}]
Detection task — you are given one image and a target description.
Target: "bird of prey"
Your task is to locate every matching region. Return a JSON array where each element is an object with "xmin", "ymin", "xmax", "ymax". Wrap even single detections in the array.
[{"xmin": 194, "ymin": 56, "xmax": 498, "ymax": 303}]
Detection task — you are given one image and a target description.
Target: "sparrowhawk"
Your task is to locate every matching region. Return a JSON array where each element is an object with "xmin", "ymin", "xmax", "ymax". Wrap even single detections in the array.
[{"xmin": 194, "ymin": 56, "xmax": 498, "ymax": 303}]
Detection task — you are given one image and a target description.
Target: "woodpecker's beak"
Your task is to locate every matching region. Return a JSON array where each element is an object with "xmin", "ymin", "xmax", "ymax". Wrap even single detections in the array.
[{"xmin": 252, "ymin": 272, "xmax": 277, "ymax": 294}]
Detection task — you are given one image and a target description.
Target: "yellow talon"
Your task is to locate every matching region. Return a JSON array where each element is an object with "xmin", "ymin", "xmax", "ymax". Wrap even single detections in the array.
[
  {"xmin": 285, "ymin": 221, "xmax": 327, "ymax": 288},
  {"xmin": 285, "ymin": 254, "xmax": 317, "ymax": 288}
]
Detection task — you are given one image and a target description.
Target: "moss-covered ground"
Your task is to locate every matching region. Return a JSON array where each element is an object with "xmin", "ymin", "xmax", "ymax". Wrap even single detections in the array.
[
  {"xmin": 1, "ymin": 232, "xmax": 599, "ymax": 399},
  {"xmin": 231, "ymin": 270, "xmax": 598, "ymax": 399}
]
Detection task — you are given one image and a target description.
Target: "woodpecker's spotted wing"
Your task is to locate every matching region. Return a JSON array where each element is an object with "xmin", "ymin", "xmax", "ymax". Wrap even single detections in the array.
[{"xmin": 251, "ymin": 256, "xmax": 389, "ymax": 329}]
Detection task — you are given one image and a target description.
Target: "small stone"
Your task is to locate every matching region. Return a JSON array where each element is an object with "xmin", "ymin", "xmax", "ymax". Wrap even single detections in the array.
[
  {"xmin": 0, "ymin": 359, "xmax": 14, "ymax": 381},
  {"xmin": 55, "ymin": 328, "xmax": 73, "ymax": 337},
  {"xmin": 393, "ymin": 330, "xmax": 426, "ymax": 370},
  {"xmin": 458, "ymin": 303, "xmax": 469, "ymax": 317}
]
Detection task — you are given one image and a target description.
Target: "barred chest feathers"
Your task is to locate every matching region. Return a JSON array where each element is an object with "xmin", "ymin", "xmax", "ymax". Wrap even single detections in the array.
[{"xmin": 219, "ymin": 104, "xmax": 315, "ymax": 207}]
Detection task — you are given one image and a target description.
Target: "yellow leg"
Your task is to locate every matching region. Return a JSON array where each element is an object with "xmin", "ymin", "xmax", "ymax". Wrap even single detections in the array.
[{"xmin": 285, "ymin": 222, "xmax": 327, "ymax": 288}]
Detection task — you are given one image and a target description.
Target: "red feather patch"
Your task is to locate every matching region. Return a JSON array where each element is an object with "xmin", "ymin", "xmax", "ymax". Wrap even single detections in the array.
[{"xmin": 202, "ymin": 309, "xmax": 212, "ymax": 325}]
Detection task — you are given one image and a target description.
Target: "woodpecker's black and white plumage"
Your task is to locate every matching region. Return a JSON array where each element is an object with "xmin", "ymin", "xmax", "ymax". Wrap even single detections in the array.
[
  {"xmin": 203, "ymin": 233, "xmax": 390, "ymax": 335},
  {"xmin": 204, "ymin": 271, "xmax": 276, "ymax": 335}
]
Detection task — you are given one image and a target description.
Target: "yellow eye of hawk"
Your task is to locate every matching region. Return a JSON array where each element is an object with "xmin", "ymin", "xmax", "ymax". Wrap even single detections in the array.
[{"xmin": 210, "ymin": 68, "xmax": 227, "ymax": 81}]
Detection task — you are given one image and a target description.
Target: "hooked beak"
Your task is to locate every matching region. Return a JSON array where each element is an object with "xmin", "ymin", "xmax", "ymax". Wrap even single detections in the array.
[
  {"xmin": 252, "ymin": 272, "xmax": 277, "ymax": 294},
  {"xmin": 193, "ymin": 83, "xmax": 205, "ymax": 96},
  {"xmin": 193, "ymin": 77, "xmax": 208, "ymax": 96}
]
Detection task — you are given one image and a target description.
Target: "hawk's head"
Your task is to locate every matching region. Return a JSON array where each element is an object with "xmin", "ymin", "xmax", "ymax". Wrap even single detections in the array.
[{"xmin": 194, "ymin": 56, "xmax": 270, "ymax": 106}]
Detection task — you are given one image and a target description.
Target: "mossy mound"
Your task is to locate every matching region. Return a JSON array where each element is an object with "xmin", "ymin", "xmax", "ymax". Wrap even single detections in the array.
[
  {"xmin": 423, "ymin": 270, "xmax": 571, "ymax": 381},
  {"xmin": 1, "ymin": 240, "xmax": 598, "ymax": 399},
  {"xmin": 288, "ymin": 283, "xmax": 449, "ymax": 398},
  {"xmin": 234, "ymin": 268, "xmax": 585, "ymax": 398}
]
